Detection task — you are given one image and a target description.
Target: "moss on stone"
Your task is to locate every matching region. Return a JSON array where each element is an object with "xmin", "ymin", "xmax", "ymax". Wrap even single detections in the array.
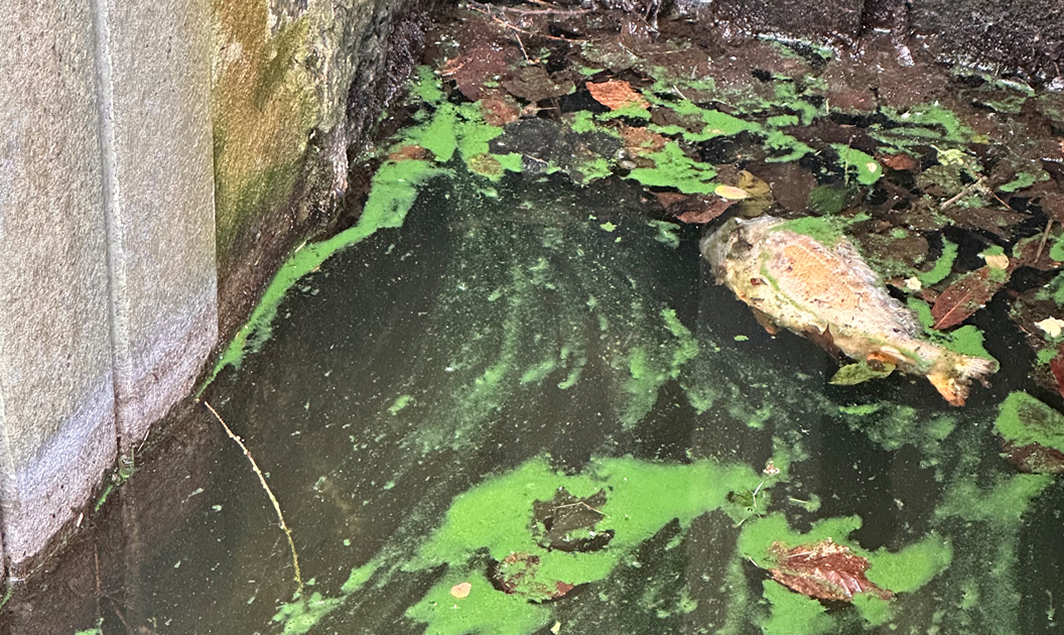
[{"xmin": 212, "ymin": 3, "xmax": 320, "ymax": 270}]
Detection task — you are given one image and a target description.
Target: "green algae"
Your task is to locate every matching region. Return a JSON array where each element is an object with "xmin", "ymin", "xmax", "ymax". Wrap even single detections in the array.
[
  {"xmin": 738, "ymin": 513, "xmax": 863, "ymax": 568},
  {"xmin": 763, "ymin": 130, "xmax": 815, "ymax": 162},
  {"xmin": 625, "ymin": 143, "xmax": 718, "ymax": 194},
  {"xmin": 405, "ymin": 455, "xmax": 763, "ymax": 635},
  {"xmin": 271, "ymin": 592, "xmax": 343, "ymax": 635},
  {"xmin": 838, "ymin": 402, "xmax": 956, "ymax": 473},
  {"xmin": 999, "ymin": 171, "xmax": 1040, "ymax": 192},
  {"xmin": 388, "ymin": 395, "xmax": 414, "ymax": 415},
  {"xmin": 406, "ymin": 570, "xmax": 548, "ymax": 635},
  {"xmin": 906, "ymin": 297, "xmax": 996, "ymax": 363},
  {"xmin": 647, "ymin": 219, "xmax": 680, "ymax": 248},
  {"xmin": 644, "ymin": 97, "xmax": 761, "ymax": 142},
  {"xmin": 865, "ymin": 533, "xmax": 953, "ymax": 593},
  {"xmin": 918, "ymin": 238, "xmax": 958, "ymax": 286},
  {"xmin": 760, "ymin": 580, "xmax": 832, "ymax": 635},
  {"xmin": 519, "ymin": 358, "xmax": 559, "ymax": 384},
  {"xmin": 620, "ymin": 308, "xmax": 699, "ymax": 427},
  {"xmin": 993, "ymin": 391, "xmax": 1064, "ymax": 453},
  {"xmin": 739, "ymin": 512, "xmax": 951, "ymax": 632},
  {"xmin": 775, "ymin": 216, "xmax": 846, "ymax": 245},
  {"xmin": 807, "ymin": 185, "xmax": 849, "ymax": 214},
  {"xmin": 831, "ymin": 144, "xmax": 883, "ymax": 185},
  {"xmin": 874, "ymin": 104, "xmax": 974, "ymax": 148},
  {"xmin": 1050, "ymin": 235, "xmax": 1064, "ymax": 263}
]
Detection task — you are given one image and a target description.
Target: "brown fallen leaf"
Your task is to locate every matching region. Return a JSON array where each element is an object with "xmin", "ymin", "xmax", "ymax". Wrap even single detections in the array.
[
  {"xmin": 769, "ymin": 539, "xmax": 894, "ymax": 602},
  {"xmin": 388, "ymin": 145, "xmax": 432, "ymax": 162},
  {"xmin": 654, "ymin": 191, "xmax": 689, "ymax": 210},
  {"xmin": 930, "ymin": 266, "xmax": 1009, "ymax": 330},
  {"xmin": 1052, "ymin": 343, "xmax": 1064, "ymax": 400},
  {"xmin": 619, "ymin": 124, "xmax": 667, "ymax": 156},
  {"xmin": 1002, "ymin": 439, "xmax": 1064, "ymax": 474},
  {"xmin": 480, "ymin": 94, "xmax": 522, "ymax": 126},
  {"xmin": 671, "ymin": 195, "xmax": 735, "ymax": 224},
  {"xmin": 442, "ymin": 44, "xmax": 514, "ymax": 101},
  {"xmin": 502, "ymin": 66, "xmax": 574, "ymax": 102},
  {"xmin": 879, "ymin": 152, "xmax": 918, "ymax": 171},
  {"xmin": 586, "ymin": 80, "xmax": 649, "ymax": 111}
]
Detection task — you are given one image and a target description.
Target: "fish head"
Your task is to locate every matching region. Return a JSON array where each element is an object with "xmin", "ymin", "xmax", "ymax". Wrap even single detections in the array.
[{"xmin": 700, "ymin": 215, "xmax": 781, "ymax": 279}]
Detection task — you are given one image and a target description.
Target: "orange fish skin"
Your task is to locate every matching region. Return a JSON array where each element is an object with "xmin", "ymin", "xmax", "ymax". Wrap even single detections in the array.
[{"xmin": 701, "ymin": 216, "xmax": 996, "ymax": 405}]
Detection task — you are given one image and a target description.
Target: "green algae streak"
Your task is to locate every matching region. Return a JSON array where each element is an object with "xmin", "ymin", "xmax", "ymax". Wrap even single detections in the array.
[
  {"xmin": 918, "ymin": 238, "xmax": 958, "ymax": 286},
  {"xmin": 202, "ymin": 158, "xmax": 442, "ymax": 389}
]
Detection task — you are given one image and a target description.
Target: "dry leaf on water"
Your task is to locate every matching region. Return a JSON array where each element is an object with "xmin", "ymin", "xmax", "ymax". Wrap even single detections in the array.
[
  {"xmin": 669, "ymin": 195, "xmax": 735, "ymax": 224},
  {"xmin": 768, "ymin": 539, "xmax": 894, "ymax": 602},
  {"xmin": 586, "ymin": 80, "xmax": 649, "ymax": 111}
]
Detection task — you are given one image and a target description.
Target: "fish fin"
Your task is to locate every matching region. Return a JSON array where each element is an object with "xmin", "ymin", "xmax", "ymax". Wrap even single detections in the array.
[
  {"xmin": 927, "ymin": 354, "xmax": 998, "ymax": 406},
  {"xmin": 751, "ymin": 308, "xmax": 780, "ymax": 335},
  {"xmin": 805, "ymin": 327, "xmax": 844, "ymax": 361},
  {"xmin": 868, "ymin": 346, "xmax": 907, "ymax": 365}
]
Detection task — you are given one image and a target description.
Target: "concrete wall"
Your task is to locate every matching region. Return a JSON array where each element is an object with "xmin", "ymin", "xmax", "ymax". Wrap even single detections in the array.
[
  {"xmin": 0, "ymin": 0, "xmax": 425, "ymax": 576},
  {"xmin": 0, "ymin": 0, "xmax": 216, "ymax": 571}
]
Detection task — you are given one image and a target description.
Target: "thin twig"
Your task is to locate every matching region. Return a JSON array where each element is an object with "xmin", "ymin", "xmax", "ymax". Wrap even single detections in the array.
[
  {"xmin": 1035, "ymin": 218, "xmax": 1054, "ymax": 263},
  {"xmin": 553, "ymin": 501, "xmax": 610, "ymax": 518},
  {"xmin": 203, "ymin": 401, "xmax": 305, "ymax": 602},
  {"xmin": 939, "ymin": 177, "xmax": 987, "ymax": 210},
  {"xmin": 472, "ymin": 0, "xmax": 592, "ymax": 16}
]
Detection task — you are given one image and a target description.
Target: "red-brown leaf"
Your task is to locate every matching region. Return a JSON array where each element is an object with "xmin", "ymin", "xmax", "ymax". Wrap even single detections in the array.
[
  {"xmin": 768, "ymin": 539, "xmax": 894, "ymax": 602},
  {"xmin": 931, "ymin": 267, "xmax": 1008, "ymax": 330}
]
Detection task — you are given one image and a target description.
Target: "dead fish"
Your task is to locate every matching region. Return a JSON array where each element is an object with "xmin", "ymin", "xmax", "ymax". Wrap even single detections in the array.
[{"xmin": 701, "ymin": 215, "xmax": 996, "ymax": 406}]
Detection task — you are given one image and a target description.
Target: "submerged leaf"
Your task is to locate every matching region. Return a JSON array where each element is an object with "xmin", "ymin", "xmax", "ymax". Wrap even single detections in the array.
[
  {"xmin": 994, "ymin": 391, "xmax": 1064, "ymax": 473},
  {"xmin": 768, "ymin": 539, "xmax": 894, "ymax": 602}
]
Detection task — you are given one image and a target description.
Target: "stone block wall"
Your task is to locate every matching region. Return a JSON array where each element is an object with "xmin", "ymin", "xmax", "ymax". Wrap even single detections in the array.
[
  {"xmin": 0, "ymin": 0, "xmax": 216, "ymax": 571},
  {"xmin": 0, "ymin": 0, "xmax": 426, "ymax": 576}
]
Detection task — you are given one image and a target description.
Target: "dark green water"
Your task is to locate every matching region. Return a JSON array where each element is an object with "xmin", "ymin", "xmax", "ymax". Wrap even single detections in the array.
[{"xmin": 13, "ymin": 169, "xmax": 1063, "ymax": 635}]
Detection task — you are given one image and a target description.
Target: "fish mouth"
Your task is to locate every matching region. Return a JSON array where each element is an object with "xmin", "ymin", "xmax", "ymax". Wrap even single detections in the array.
[{"xmin": 699, "ymin": 217, "xmax": 743, "ymax": 275}]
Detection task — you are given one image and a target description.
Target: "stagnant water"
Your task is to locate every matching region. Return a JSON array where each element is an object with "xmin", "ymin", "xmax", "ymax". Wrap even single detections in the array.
[{"xmin": 8, "ymin": 168, "xmax": 1063, "ymax": 635}]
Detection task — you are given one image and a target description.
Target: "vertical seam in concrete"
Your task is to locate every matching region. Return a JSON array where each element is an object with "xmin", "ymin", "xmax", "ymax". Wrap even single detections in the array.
[{"xmin": 89, "ymin": 0, "xmax": 128, "ymax": 452}]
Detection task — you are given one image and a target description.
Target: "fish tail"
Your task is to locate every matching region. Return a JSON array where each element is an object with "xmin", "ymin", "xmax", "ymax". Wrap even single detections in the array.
[{"xmin": 926, "ymin": 353, "xmax": 998, "ymax": 406}]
